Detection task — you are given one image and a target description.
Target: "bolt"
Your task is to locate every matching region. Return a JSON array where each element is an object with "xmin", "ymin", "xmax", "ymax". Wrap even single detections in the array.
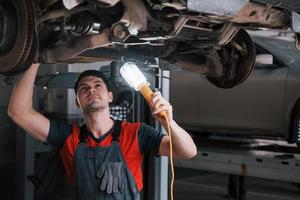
[{"xmin": 112, "ymin": 24, "xmax": 127, "ymax": 40}]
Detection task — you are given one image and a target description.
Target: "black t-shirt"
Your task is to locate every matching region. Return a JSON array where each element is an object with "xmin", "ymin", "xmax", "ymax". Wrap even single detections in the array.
[{"xmin": 47, "ymin": 120, "xmax": 165, "ymax": 155}]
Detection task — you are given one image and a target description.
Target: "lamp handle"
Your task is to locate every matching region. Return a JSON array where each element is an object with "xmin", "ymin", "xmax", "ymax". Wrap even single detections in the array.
[{"xmin": 139, "ymin": 83, "xmax": 167, "ymax": 118}]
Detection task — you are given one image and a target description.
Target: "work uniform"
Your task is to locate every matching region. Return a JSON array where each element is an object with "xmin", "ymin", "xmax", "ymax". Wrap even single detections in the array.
[{"xmin": 47, "ymin": 119, "xmax": 164, "ymax": 199}]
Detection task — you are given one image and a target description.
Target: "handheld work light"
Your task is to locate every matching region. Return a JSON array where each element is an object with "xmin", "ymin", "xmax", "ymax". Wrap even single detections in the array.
[
  {"xmin": 120, "ymin": 62, "xmax": 167, "ymax": 117},
  {"xmin": 120, "ymin": 61, "xmax": 174, "ymax": 200}
]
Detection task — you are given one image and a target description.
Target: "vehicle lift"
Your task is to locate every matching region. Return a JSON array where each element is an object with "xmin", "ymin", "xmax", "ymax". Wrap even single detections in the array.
[{"xmin": 174, "ymin": 136, "xmax": 300, "ymax": 199}]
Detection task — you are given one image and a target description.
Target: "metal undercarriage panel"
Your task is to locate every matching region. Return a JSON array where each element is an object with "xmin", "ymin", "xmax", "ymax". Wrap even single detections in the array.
[
  {"xmin": 253, "ymin": 0, "xmax": 300, "ymax": 12},
  {"xmin": 1, "ymin": 0, "xmax": 300, "ymax": 89}
]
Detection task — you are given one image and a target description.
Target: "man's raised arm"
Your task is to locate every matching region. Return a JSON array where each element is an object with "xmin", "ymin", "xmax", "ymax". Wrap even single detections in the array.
[{"xmin": 7, "ymin": 64, "xmax": 50, "ymax": 142}]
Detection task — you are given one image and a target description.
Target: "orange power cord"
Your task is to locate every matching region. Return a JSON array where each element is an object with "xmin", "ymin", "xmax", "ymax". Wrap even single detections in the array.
[
  {"xmin": 165, "ymin": 116, "xmax": 174, "ymax": 200},
  {"xmin": 139, "ymin": 84, "xmax": 175, "ymax": 200}
]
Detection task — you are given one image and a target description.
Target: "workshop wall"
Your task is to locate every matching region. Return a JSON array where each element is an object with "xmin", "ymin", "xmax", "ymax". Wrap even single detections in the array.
[{"xmin": 0, "ymin": 77, "xmax": 16, "ymax": 160}]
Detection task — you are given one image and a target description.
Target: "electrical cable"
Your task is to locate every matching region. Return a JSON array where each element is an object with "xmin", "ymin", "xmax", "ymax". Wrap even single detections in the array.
[
  {"xmin": 139, "ymin": 83, "xmax": 174, "ymax": 200},
  {"xmin": 119, "ymin": 61, "xmax": 175, "ymax": 199},
  {"xmin": 164, "ymin": 115, "xmax": 174, "ymax": 200}
]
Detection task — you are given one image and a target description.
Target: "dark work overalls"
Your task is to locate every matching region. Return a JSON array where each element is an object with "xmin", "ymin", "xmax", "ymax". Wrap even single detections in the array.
[{"xmin": 74, "ymin": 121, "xmax": 140, "ymax": 200}]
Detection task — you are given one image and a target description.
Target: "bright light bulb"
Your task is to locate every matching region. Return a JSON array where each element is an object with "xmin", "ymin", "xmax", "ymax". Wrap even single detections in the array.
[
  {"xmin": 120, "ymin": 62, "xmax": 167, "ymax": 118},
  {"xmin": 120, "ymin": 62, "xmax": 150, "ymax": 91}
]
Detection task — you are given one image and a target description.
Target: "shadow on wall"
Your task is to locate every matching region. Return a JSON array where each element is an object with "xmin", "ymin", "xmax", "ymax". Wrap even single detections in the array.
[
  {"xmin": 0, "ymin": 77, "xmax": 16, "ymax": 159},
  {"xmin": 0, "ymin": 106, "xmax": 17, "ymax": 155},
  {"xmin": 0, "ymin": 78, "xmax": 17, "ymax": 200},
  {"xmin": 0, "ymin": 106, "xmax": 16, "ymax": 159}
]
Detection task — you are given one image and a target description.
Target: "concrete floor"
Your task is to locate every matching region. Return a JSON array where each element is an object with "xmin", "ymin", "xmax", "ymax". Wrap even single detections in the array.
[
  {"xmin": 1, "ymin": 164, "xmax": 300, "ymax": 200},
  {"xmin": 174, "ymin": 167, "xmax": 300, "ymax": 200}
]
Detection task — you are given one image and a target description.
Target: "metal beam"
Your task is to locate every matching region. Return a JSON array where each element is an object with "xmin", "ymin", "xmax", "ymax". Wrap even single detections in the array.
[{"xmin": 175, "ymin": 143, "xmax": 300, "ymax": 183}]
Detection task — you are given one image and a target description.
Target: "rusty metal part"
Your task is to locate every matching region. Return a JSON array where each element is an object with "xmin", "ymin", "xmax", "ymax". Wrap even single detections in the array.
[
  {"xmin": 182, "ymin": 24, "xmax": 212, "ymax": 32},
  {"xmin": 186, "ymin": 0, "xmax": 289, "ymax": 28},
  {"xmin": 170, "ymin": 17, "xmax": 204, "ymax": 38},
  {"xmin": 183, "ymin": 14, "xmax": 226, "ymax": 24},
  {"xmin": 0, "ymin": 0, "xmax": 35, "ymax": 74},
  {"xmin": 110, "ymin": 0, "xmax": 148, "ymax": 40},
  {"xmin": 167, "ymin": 59, "xmax": 211, "ymax": 74},
  {"xmin": 117, "ymin": 2, "xmax": 230, "ymax": 44},
  {"xmin": 138, "ymin": 16, "xmax": 188, "ymax": 41},
  {"xmin": 180, "ymin": 16, "xmax": 214, "ymax": 32},
  {"xmin": 59, "ymin": 55, "xmax": 112, "ymax": 63},
  {"xmin": 163, "ymin": 15, "xmax": 229, "ymax": 42},
  {"xmin": 41, "ymin": 28, "xmax": 113, "ymax": 62},
  {"xmin": 111, "ymin": 23, "xmax": 130, "ymax": 41},
  {"xmin": 207, "ymin": 28, "xmax": 255, "ymax": 88},
  {"xmin": 141, "ymin": 15, "xmax": 215, "ymax": 41},
  {"xmin": 231, "ymin": 2, "xmax": 290, "ymax": 28},
  {"xmin": 163, "ymin": 52, "xmax": 218, "ymax": 75},
  {"xmin": 230, "ymin": 40, "xmax": 247, "ymax": 55},
  {"xmin": 38, "ymin": 4, "xmax": 94, "ymax": 24},
  {"xmin": 161, "ymin": 50, "xmax": 223, "ymax": 76},
  {"xmin": 217, "ymin": 23, "xmax": 239, "ymax": 46}
]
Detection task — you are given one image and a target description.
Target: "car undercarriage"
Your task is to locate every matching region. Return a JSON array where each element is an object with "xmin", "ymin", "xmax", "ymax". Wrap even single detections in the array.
[{"xmin": 1, "ymin": 0, "xmax": 300, "ymax": 88}]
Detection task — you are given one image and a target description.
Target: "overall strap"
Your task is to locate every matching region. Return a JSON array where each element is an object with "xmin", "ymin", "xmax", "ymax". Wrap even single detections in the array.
[
  {"xmin": 112, "ymin": 120, "xmax": 122, "ymax": 141},
  {"xmin": 79, "ymin": 125, "xmax": 88, "ymax": 143}
]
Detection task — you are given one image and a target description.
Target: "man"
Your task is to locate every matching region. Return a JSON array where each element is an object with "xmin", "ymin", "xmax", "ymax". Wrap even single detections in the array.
[{"xmin": 8, "ymin": 63, "xmax": 197, "ymax": 199}]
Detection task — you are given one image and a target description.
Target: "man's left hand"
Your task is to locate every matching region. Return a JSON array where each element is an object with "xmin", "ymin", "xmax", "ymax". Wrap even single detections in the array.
[{"xmin": 150, "ymin": 91, "xmax": 173, "ymax": 124}]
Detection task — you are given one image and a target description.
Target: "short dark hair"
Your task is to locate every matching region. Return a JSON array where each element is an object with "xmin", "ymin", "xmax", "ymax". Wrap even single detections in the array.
[{"xmin": 74, "ymin": 70, "xmax": 110, "ymax": 94}]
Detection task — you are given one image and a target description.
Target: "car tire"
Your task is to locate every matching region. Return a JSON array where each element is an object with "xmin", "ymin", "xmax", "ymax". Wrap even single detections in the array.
[
  {"xmin": 0, "ymin": 0, "xmax": 36, "ymax": 75},
  {"xmin": 207, "ymin": 28, "xmax": 255, "ymax": 88}
]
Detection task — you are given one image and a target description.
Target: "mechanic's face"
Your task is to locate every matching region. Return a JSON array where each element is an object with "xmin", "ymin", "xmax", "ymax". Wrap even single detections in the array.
[{"xmin": 75, "ymin": 76, "xmax": 113, "ymax": 113}]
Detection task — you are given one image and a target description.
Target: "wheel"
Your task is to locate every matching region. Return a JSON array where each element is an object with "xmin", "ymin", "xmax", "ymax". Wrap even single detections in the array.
[
  {"xmin": 207, "ymin": 28, "xmax": 255, "ymax": 88},
  {"xmin": 0, "ymin": 0, "xmax": 36, "ymax": 75}
]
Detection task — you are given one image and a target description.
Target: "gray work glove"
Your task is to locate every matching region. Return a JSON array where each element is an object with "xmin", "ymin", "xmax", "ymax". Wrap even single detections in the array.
[{"xmin": 97, "ymin": 162, "xmax": 124, "ymax": 194}]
